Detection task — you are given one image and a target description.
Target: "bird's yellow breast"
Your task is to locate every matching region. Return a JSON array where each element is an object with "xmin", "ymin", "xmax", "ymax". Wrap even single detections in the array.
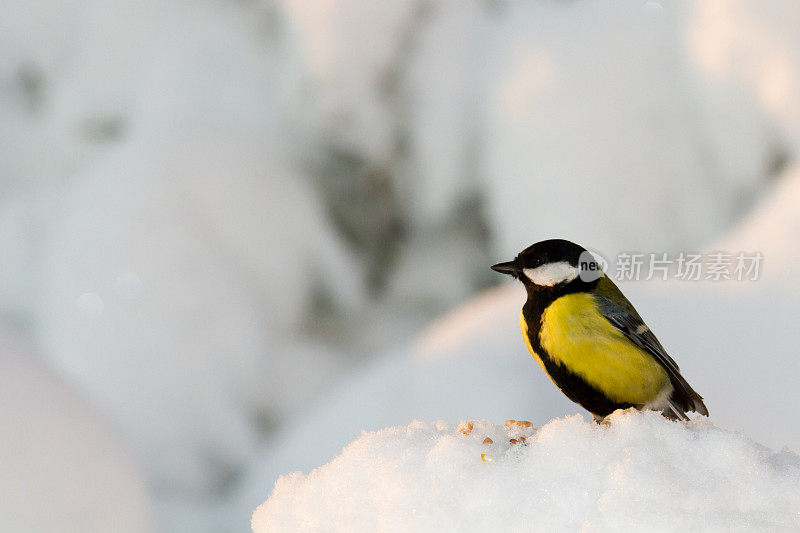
[{"xmin": 521, "ymin": 292, "xmax": 669, "ymax": 404}]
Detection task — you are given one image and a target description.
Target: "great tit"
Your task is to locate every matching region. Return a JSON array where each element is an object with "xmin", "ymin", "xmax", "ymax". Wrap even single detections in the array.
[{"xmin": 492, "ymin": 239, "xmax": 708, "ymax": 422}]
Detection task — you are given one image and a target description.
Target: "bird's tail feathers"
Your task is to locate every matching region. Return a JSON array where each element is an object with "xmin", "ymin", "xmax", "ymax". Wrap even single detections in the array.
[
  {"xmin": 671, "ymin": 377, "xmax": 709, "ymax": 417},
  {"xmin": 664, "ymin": 400, "xmax": 689, "ymax": 421},
  {"xmin": 691, "ymin": 396, "xmax": 709, "ymax": 417}
]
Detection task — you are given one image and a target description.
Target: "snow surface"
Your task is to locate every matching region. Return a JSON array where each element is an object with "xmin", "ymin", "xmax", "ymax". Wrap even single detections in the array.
[
  {"xmin": 0, "ymin": 331, "xmax": 154, "ymax": 532},
  {"xmin": 252, "ymin": 412, "xmax": 800, "ymax": 532}
]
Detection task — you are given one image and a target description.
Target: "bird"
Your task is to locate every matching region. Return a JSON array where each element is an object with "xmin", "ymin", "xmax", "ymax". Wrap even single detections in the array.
[{"xmin": 491, "ymin": 239, "xmax": 708, "ymax": 423}]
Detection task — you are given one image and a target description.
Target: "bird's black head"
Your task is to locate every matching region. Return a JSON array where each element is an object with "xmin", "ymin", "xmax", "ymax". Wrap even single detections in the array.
[{"xmin": 491, "ymin": 239, "xmax": 604, "ymax": 291}]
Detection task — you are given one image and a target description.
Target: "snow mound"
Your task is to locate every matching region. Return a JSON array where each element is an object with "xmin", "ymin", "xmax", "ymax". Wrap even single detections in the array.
[{"xmin": 253, "ymin": 411, "xmax": 800, "ymax": 532}]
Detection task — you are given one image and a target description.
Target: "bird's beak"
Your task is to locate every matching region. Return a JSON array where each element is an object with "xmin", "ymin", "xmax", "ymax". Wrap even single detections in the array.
[{"xmin": 491, "ymin": 260, "xmax": 519, "ymax": 276}]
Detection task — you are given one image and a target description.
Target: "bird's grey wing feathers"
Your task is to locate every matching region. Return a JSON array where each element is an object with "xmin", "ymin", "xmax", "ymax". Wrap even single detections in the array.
[{"xmin": 593, "ymin": 294, "xmax": 708, "ymax": 416}]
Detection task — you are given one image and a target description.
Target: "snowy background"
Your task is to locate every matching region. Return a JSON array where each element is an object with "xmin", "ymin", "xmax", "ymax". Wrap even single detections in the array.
[{"xmin": 1, "ymin": 0, "xmax": 799, "ymax": 531}]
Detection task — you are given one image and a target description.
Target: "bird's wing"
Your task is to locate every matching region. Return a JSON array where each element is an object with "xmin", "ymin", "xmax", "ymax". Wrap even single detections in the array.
[
  {"xmin": 593, "ymin": 293, "xmax": 708, "ymax": 416},
  {"xmin": 593, "ymin": 294, "xmax": 680, "ymax": 373}
]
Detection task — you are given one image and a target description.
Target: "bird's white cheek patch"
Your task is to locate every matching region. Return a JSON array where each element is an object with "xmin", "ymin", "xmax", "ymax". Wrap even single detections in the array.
[{"xmin": 523, "ymin": 262, "xmax": 580, "ymax": 286}]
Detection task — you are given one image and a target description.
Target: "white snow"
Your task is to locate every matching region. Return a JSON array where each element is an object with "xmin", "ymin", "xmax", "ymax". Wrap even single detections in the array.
[
  {"xmin": 252, "ymin": 412, "xmax": 800, "ymax": 532},
  {"xmin": 230, "ymin": 286, "xmax": 559, "ymax": 530},
  {"xmin": 38, "ymin": 134, "xmax": 361, "ymax": 497},
  {"xmin": 278, "ymin": 0, "xmax": 418, "ymax": 163},
  {"xmin": 0, "ymin": 330, "xmax": 154, "ymax": 532},
  {"xmin": 714, "ymin": 162, "xmax": 800, "ymax": 286},
  {"xmin": 689, "ymin": 0, "xmax": 800, "ymax": 146},
  {"xmin": 481, "ymin": 0, "xmax": 777, "ymax": 259}
]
